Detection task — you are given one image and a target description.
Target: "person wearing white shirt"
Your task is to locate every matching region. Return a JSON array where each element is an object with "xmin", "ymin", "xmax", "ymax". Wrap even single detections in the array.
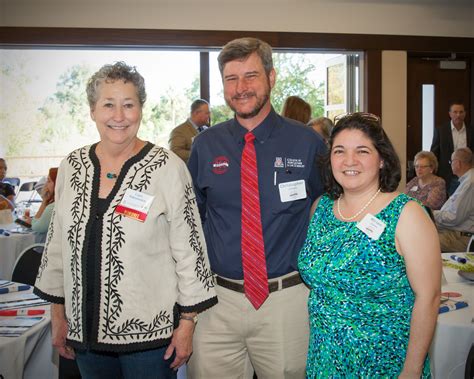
[
  {"xmin": 431, "ymin": 102, "xmax": 473, "ymax": 195},
  {"xmin": 434, "ymin": 147, "xmax": 474, "ymax": 251}
]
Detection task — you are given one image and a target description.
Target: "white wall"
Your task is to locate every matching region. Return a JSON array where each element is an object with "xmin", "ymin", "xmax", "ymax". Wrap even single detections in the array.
[
  {"xmin": 1, "ymin": 0, "xmax": 473, "ymax": 38},
  {"xmin": 1, "ymin": 0, "xmax": 471, "ymax": 184},
  {"xmin": 382, "ymin": 51, "xmax": 407, "ymax": 188}
]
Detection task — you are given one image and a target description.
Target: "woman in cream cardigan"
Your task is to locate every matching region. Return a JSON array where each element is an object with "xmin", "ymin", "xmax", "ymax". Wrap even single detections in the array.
[{"xmin": 34, "ymin": 62, "xmax": 217, "ymax": 378}]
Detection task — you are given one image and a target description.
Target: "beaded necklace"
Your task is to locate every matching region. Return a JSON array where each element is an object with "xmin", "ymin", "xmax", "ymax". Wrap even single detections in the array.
[{"xmin": 337, "ymin": 188, "xmax": 381, "ymax": 221}]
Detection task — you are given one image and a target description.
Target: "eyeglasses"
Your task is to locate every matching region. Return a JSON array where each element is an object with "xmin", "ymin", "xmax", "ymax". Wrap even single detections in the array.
[
  {"xmin": 449, "ymin": 159, "xmax": 459, "ymax": 165},
  {"xmin": 334, "ymin": 112, "xmax": 381, "ymax": 123},
  {"xmin": 414, "ymin": 164, "xmax": 431, "ymax": 169}
]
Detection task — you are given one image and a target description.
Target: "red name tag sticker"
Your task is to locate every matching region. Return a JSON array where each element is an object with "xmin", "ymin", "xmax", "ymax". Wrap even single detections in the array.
[{"xmin": 115, "ymin": 188, "xmax": 154, "ymax": 223}]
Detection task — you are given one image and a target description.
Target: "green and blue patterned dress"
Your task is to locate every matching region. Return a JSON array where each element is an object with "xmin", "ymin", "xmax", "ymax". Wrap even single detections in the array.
[{"xmin": 298, "ymin": 194, "xmax": 430, "ymax": 378}]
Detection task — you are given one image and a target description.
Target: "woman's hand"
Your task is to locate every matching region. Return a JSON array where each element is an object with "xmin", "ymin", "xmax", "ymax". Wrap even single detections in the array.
[
  {"xmin": 42, "ymin": 187, "xmax": 53, "ymax": 204},
  {"xmin": 164, "ymin": 316, "xmax": 196, "ymax": 370},
  {"xmin": 51, "ymin": 304, "xmax": 75, "ymax": 359},
  {"xmin": 23, "ymin": 209, "xmax": 32, "ymax": 224}
]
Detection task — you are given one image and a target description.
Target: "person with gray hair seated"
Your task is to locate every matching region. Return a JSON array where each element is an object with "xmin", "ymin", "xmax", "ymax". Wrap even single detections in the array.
[
  {"xmin": 405, "ymin": 151, "xmax": 446, "ymax": 210},
  {"xmin": 434, "ymin": 147, "xmax": 474, "ymax": 251}
]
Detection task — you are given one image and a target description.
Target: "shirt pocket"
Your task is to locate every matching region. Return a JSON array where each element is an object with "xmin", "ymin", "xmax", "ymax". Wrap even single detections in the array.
[{"xmin": 270, "ymin": 168, "xmax": 308, "ymax": 215}]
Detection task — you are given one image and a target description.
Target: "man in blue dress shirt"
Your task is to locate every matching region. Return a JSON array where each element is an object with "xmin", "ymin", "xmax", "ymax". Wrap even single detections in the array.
[{"xmin": 187, "ymin": 37, "xmax": 326, "ymax": 378}]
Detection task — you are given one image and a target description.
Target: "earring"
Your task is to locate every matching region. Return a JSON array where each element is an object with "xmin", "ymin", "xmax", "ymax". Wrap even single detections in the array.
[{"xmin": 379, "ymin": 162, "xmax": 384, "ymax": 169}]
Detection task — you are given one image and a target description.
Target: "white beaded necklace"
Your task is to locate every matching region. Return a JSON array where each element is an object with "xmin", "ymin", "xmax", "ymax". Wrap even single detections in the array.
[{"xmin": 337, "ymin": 188, "xmax": 381, "ymax": 221}]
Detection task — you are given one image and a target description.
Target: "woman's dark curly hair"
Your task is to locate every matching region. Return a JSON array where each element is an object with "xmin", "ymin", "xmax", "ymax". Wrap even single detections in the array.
[{"xmin": 321, "ymin": 113, "xmax": 401, "ymax": 199}]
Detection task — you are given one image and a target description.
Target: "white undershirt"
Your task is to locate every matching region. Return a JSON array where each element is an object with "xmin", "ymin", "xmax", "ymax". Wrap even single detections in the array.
[{"xmin": 451, "ymin": 121, "xmax": 467, "ymax": 151}]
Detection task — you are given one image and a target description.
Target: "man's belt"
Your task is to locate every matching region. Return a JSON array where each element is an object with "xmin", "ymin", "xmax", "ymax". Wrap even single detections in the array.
[{"xmin": 216, "ymin": 272, "xmax": 303, "ymax": 294}]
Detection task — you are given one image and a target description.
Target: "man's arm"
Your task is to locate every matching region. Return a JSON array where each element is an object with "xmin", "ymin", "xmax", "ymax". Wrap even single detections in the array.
[
  {"xmin": 187, "ymin": 143, "xmax": 207, "ymax": 223},
  {"xmin": 307, "ymin": 139, "xmax": 327, "ymax": 201},
  {"xmin": 434, "ymin": 182, "xmax": 473, "ymax": 228},
  {"xmin": 169, "ymin": 127, "xmax": 192, "ymax": 162},
  {"xmin": 430, "ymin": 126, "xmax": 441, "ymax": 159}
]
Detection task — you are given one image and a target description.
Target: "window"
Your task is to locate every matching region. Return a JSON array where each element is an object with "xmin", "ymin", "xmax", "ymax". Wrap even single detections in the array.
[
  {"xmin": 210, "ymin": 51, "xmax": 361, "ymax": 124},
  {"xmin": 1, "ymin": 48, "xmax": 362, "ymax": 178},
  {"xmin": 1, "ymin": 48, "xmax": 200, "ymax": 177}
]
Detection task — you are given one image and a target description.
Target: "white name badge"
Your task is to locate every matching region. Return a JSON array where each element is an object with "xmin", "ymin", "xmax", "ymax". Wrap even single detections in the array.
[
  {"xmin": 115, "ymin": 188, "xmax": 154, "ymax": 222},
  {"xmin": 356, "ymin": 213, "xmax": 386, "ymax": 240},
  {"xmin": 278, "ymin": 180, "xmax": 307, "ymax": 203},
  {"xmin": 411, "ymin": 186, "xmax": 418, "ymax": 192}
]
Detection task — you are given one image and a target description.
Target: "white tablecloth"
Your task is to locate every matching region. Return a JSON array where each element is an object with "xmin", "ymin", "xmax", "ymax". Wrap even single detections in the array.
[
  {"xmin": 0, "ymin": 223, "xmax": 37, "ymax": 280},
  {"xmin": 430, "ymin": 253, "xmax": 474, "ymax": 378},
  {"xmin": 0, "ymin": 287, "xmax": 58, "ymax": 378}
]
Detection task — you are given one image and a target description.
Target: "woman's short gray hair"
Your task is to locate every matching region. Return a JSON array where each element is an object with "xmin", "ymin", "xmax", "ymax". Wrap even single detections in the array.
[
  {"xmin": 86, "ymin": 61, "xmax": 146, "ymax": 109},
  {"xmin": 414, "ymin": 150, "xmax": 438, "ymax": 173}
]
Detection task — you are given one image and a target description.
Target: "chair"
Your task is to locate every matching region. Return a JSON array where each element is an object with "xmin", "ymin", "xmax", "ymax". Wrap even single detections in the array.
[
  {"xmin": 11, "ymin": 243, "xmax": 45, "ymax": 286},
  {"xmin": 466, "ymin": 344, "xmax": 474, "ymax": 379},
  {"xmin": 15, "ymin": 181, "xmax": 40, "ymax": 207},
  {"xmin": 18, "ymin": 181, "xmax": 37, "ymax": 192},
  {"xmin": 467, "ymin": 235, "xmax": 474, "ymax": 253}
]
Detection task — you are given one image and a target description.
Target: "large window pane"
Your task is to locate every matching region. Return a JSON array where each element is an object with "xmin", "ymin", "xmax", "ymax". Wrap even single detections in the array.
[
  {"xmin": 209, "ymin": 51, "xmax": 359, "ymax": 125},
  {"xmin": 0, "ymin": 49, "xmax": 200, "ymax": 177}
]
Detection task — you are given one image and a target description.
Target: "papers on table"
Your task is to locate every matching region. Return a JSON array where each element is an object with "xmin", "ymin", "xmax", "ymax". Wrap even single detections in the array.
[
  {"xmin": 439, "ymin": 291, "xmax": 469, "ymax": 314},
  {"xmin": 0, "ymin": 284, "xmax": 49, "ymax": 337},
  {"xmin": 0, "ymin": 316, "xmax": 44, "ymax": 337},
  {"xmin": 0, "ymin": 280, "xmax": 31, "ymax": 294},
  {"xmin": 0, "ymin": 292, "xmax": 48, "ymax": 311}
]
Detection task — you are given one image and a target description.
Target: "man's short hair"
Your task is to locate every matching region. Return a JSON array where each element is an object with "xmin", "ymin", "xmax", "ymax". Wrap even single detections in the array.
[
  {"xmin": 217, "ymin": 37, "xmax": 273, "ymax": 76},
  {"xmin": 453, "ymin": 147, "xmax": 473, "ymax": 165},
  {"xmin": 448, "ymin": 100, "xmax": 465, "ymax": 111},
  {"xmin": 191, "ymin": 99, "xmax": 209, "ymax": 114}
]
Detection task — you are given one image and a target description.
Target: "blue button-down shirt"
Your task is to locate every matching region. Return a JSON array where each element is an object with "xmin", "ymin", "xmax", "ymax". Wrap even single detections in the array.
[{"xmin": 188, "ymin": 109, "xmax": 326, "ymax": 279}]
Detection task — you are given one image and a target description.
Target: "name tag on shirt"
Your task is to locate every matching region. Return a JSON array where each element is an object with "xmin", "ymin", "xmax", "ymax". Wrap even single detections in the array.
[
  {"xmin": 115, "ymin": 188, "xmax": 154, "ymax": 222},
  {"xmin": 278, "ymin": 180, "xmax": 307, "ymax": 203},
  {"xmin": 410, "ymin": 186, "xmax": 418, "ymax": 192},
  {"xmin": 356, "ymin": 213, "xmax": 386, "ymax": 240}
]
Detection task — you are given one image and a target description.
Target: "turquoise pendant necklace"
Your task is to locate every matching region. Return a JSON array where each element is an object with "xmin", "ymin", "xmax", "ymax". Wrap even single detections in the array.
[{"xmin": 106, "ymin": 172, "xmax": 118, "ymax": 179}]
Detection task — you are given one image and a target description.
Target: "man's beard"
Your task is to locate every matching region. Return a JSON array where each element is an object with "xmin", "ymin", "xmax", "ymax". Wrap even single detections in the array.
[{"xmin": 226, "ymin": 86, "xmax": 271, "ymax": 120}]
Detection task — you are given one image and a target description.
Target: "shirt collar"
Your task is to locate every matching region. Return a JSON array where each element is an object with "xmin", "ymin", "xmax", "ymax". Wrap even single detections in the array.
[
  {"xmin": 188, "ymin": 118, "xmax": 200, "ymax": 131},
  {"xmin": 450, "ymin": 121, "xmax": 466, "ymax": 132},
  {"xmin": 459, "ymin": 168, "xmax": 474, "ymax": 183},
  {"xmin": 230, "ymin": 108, "xmax": 280, "ymax": 145}
]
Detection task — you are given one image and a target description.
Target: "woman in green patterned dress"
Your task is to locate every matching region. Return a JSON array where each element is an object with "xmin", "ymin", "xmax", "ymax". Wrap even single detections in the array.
[{"xmin": 298, "ymin": 113, "xmax": 441, "ymax": 378}]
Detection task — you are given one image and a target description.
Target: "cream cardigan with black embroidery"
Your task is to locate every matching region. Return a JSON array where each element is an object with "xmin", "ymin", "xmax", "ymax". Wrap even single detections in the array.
[{"xmin": 34, "ymin": 142, "xmax": 217, "ymax": 352}]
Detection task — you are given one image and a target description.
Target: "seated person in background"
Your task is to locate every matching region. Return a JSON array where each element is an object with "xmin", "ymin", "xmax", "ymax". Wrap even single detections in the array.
[
  {"xmin": 308, "ymin": 116, "xmax": 334, "ymax": 144},
  {"xmin": 405, "ymin": 151, "xmax": 446, "ymax": 210},
  {"xmin": 434, "ymin": 147, "xmax": 474, "ymax": 251},
  {"xmin": 281, "ymin": 95, "xmax": 312, "ymax": 124},
  {"xmin": 23, "ymin": 167, "xmax": 58, "ymax": 233},
  {"xmin": 0, "ymin": 158, "xmax": 16, "ymax": 210}
]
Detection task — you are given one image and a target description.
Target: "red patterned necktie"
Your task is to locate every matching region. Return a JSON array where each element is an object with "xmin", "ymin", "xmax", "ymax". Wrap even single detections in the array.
[{"xmin": 241, "ymin": 132, "xmax": 269, "ymax": 309}]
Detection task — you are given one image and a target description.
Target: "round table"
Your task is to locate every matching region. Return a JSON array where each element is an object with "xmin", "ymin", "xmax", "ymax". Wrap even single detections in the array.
[
  {"xmin": 0, "ymin": 224, "xmax": 37, "ymax": 280},
  {"xmin": 430, "ymin": 253, "xmax": 474, "ymax": 378},
  {"xmin": 0, "ymin": 286, "xmax": 58, "ymax": 378}
]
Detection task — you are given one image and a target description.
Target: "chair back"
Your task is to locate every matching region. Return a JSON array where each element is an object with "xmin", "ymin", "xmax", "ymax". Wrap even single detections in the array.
[
  {"xmin": 467, "ymin": 235, "xmax": 474, "ymax": 253},
  {"xmin": 18, "ymin": 181, "xmax": 37, "ymax": 192},
  {"xmin": 11, "ymin": 243, "xmax": 45, "ymax": 286},
  {"xmin": 15, "ymin": 181, "xmax": 41, "ymax": 207}
]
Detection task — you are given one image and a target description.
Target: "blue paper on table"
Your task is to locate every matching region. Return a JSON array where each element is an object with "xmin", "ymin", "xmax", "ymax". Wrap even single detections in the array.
[{"xmin": 439, "ymin": 299, "xmax": 469, "ymax": 314}]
